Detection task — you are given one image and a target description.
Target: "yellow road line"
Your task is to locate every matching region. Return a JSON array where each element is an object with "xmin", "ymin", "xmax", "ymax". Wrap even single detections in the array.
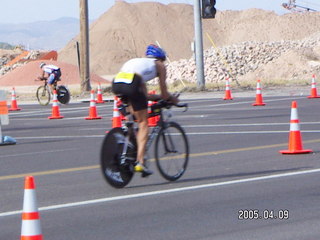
[
  {"xmin": 1, "ymin": 139, "xmax": 319, "ymax": 181},
  {"xmin": 0, "ymin": 165, "xmax": 98, "ymax": 181}
]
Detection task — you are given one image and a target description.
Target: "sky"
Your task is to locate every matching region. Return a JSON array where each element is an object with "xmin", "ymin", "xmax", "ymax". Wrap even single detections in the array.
[{"xmin": 0, "ymin": 0, "xmax": 318, "ymax": 24}]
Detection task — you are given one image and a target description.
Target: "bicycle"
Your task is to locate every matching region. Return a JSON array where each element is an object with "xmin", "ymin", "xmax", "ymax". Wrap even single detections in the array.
[
  {"xmin": 100, "ymin": 96, "xmax": 189, "ymax": 188},
  {"xmin": 36, "ymin": 77, "xmax": 70, "ymax": 105}
]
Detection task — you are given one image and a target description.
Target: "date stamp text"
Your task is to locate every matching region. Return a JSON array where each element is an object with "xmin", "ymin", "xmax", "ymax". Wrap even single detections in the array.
[{"xmin": 238, "ymin": 209, "xmax": 289, "ymax": 220}]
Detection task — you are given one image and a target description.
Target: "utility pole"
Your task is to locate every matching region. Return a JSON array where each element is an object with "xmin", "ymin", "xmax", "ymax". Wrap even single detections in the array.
[
  {"xmin": 79, "ymin": 0, "xmax": 91, "ymax": 92},
  {"xmin": 193, "ymin": 0, "xmax": 205, "ymax": 90}
]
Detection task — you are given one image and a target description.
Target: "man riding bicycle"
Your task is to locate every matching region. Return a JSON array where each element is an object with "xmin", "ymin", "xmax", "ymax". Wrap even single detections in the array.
[
  {"xmin": 38, "ymin": 62, "xmax": 62, "ymax": 93},
  {"xmin": 112, "ymin": 44, "xmax": 179, "ymax": 177}
]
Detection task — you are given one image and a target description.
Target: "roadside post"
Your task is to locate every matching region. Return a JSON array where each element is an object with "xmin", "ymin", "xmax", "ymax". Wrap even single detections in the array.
[{"xmin": 0, "ymin": 90, "xmax": 16, "ymax": 145}]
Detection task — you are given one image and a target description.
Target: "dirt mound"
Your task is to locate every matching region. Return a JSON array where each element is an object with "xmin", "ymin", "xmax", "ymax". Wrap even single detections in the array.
[
  {"xmin": 0, "ymin": 60, "xmax": 110, "ymax": 87},
  {"xmin": 1, "ymin": 3, "xmax": 320, "ymax": 90},
  {"xmin": 238, "ymin": 48, "xmax": 320, "ymax": 83},
  {"xmin": 58, "ymin": 2, "xmax": 320, "ymax": 76},
  {"xmin": 59, "ymin": 2, "xmax": 195, "ymax": 75}
]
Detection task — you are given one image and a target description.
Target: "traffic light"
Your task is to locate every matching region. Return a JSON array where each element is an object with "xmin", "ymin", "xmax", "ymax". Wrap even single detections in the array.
[{"xmin": 201, "ymin": 0, "xmax": 216, "ymax": 19}]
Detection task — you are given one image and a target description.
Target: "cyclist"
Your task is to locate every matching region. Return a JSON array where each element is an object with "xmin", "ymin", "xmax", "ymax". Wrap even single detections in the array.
[
  {"xmin": 38, "ymin": 62, "xmax": 62, "ymax": 93},
  {"xmin": 112, "ymin": 44, "xmax": 179, "ymax": 177}
]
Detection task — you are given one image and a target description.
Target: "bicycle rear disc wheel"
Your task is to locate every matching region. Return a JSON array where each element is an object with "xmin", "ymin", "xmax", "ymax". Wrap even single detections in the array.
[
  {"xmin": 155, "ymin": 121, "xmax": 189, "ymax": 181},
  {"xmin": 36, "ymin": 86, "xmax": 50, "ymax": 106},
  {"xmin": 57, "ymin": 85, "xmax": 70, "ymax": 104},
  {"xmin": 100, "ymin": 128, "xmax": 134, "ymax": 188}
]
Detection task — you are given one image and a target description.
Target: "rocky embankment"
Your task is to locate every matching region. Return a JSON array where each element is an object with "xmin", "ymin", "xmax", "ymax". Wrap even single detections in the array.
[
  {"xmin": 1, "ymin": 33, "xmax": 320, "ymax": 88},
  {"xmin": 0, "ymin": 50, "xmax": 41, "ymax": 75},
  {"xmin": 166, "ymin": 33, "xmax": 320, "ymax": 85}
]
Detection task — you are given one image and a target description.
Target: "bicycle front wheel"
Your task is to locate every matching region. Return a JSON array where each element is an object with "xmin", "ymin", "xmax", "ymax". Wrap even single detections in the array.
[
  {"xmin": 155, "ymin": 121, "xmax": 189, "ymax": 181},
  {"xmin": 36, "ymin": 86, "xmax": 50, "ymax": 106},
  {"xmin": 57, "ymin": 85, "xmax": 70, "ymax": 104}
]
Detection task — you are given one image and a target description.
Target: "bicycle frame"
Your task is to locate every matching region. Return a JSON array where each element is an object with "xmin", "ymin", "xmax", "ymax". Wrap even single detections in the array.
[
  {"xmin": 145, "ymin": 111, "xmax": 173, "ymax": 150},
  {"xmin": 146, "ymin": 125, "xmax": 161, "ymax": 151},
  {"xmin": 119, "ymin": 106, "xmax": 169, "ymax": 165},
  {"xmin": 38, "ymin": 77, "xmax": 60, "ymax": 88}
]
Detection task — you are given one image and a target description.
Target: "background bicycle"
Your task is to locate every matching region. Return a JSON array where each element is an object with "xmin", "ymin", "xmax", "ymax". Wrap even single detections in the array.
[
  {"xmin": 100, "ymin": 97, "xmax": 189, "ymax": 188},
  {"xmin": 36, "ymin": 77, "xmax": 70, "ymax": 105}
]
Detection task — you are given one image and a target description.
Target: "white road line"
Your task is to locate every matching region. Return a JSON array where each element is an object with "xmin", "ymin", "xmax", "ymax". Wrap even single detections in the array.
[
  {"xmin": 15, "ymin": 135, "xmax": 105, "ymax": 140},
  {"xmin": 186, "ymin": 130, "xmax": 320, "ymax": 135},
  {"xmin": 0, "ymin": 148, "xmax": 79, "ymax": 159},
  {"xmin": 187, "ymin": 96, "xmax": 302, "ymax": 109},
  {"xmin": 9, "ymin": 96, "xmax": 300, "ymax": 117},
  {"xmin": 184, "ymin": 122, "xmax": 320, "ymax": 127},
  {"xmin": 182, "ymin": 96, "xmax": 303, "ymax": 104},
  {"xmin": 10, "ymin": 115, "xmax": 112, "ymax": 121},
  {"xmin": 1, "ymin": 168, "xmax": 320, "ymax": 217},
  {"xmin": 11, "ymin": 129, "xmax": 320, "ymax": 141},
  {"xmin": 9, "ymin": 106, "xmax": 111, "ymax": 117}
]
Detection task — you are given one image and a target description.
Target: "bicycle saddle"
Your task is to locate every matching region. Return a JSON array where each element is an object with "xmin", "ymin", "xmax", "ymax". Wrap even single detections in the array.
[{"xmin": 116, "ymin": 95, "xmax": 129, "ymax": 104}]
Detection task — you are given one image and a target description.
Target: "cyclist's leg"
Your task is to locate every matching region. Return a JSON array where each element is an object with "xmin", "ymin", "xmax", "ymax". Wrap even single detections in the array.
[
  {"xmin": 48, "ymin": 73, "xmax": 56, "ymax": 93},
  {"xmin": 130, "ymin": 81, "xmax": 147, "ymax": 154},
  {"xmin": 131, "ymin": 107, "xmax": 149, "ymax": 165},
  {"xmin": 127, "ymin": 79, "xmax": 147, "ymax": 164},
  {"xmin": 130, "ymin": 92, "xmax": 153, "ymax": 176}
]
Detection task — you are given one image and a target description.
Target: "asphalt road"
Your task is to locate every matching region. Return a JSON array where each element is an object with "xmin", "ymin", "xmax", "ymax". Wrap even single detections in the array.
[{"xmin": 1, "ymin": 94, "xmax": 320, "ymax": 240}]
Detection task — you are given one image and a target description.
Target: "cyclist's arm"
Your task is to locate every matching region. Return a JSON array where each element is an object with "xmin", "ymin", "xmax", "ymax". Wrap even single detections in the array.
[
  {"xmin": 155, "ymin": 60, "xmax": 179, "ymax": 104},
  {"xmin": 38, "ymin": 71, "xmax": 47, "ymax": 80}
]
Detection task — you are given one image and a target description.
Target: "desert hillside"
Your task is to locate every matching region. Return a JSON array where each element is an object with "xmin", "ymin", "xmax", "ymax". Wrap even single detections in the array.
[
  {"xmin": 58, "ymin": 2, "xmax": 320, "ymax": 77},
  {"xmin": 0, "ymin": 2, "xmax": 319, "ymax": 89}
]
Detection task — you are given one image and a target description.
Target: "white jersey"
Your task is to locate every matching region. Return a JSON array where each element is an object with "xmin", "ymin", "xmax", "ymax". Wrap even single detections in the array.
[
  {"xmin": 120, "ymin": 58, "xmax": 157, "ymax": 82},
  {"xmin": 43, "ymin": 65, "xmax": 59, "ymax": 74}
]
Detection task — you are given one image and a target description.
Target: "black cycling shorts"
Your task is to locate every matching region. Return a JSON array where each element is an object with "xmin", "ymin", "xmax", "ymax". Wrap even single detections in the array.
[{"xmin": 112, "ymin": 73, "xmax": 148, "ymax": 111}]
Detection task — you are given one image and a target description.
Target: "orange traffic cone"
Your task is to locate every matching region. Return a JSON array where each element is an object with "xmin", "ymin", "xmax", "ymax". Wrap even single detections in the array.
[
  {"xmin": 307, "ymin": 74, "xmax": 320, "ymax": 98},
  {"xmin": 148, "ymin": 90, "xmax": 159, "ymax": 127},
  {"xmin": 279, "ymin": 101, "xmax": 312, "ymax": 154},
  {"xmin": 96, "ymin": 84, "xmax": 105, "ymax": 103},
  {"xmin": 252, "ymin": 80, "xmax": 266, "ymax": 106},
  {"xmin": 85, "ymin": 90, "xmax": 102, "ymax": 120},
  {"xmin": 8, "ymin": 87, "xmax": 21, "ymax": 111},
  {"xmin": 20, "ymin": 176, "xmax": 43, "ymax": 240},
  {"xmin": 112, "ymin": 96, "xmax": 122, "ymax": 128},
  {"xmin": 223, "ymin": 78, "xmax": 233, "ymax": 100},
  {"xmin": 148, "ymin": 100, "xmax": 157, "ymax": 127},
  {"xmin": 115, "ymin": 97, "xmax": 127, "ymax": 121},
  {"xmin": 48, "ymin": 90, "xmax": 64, "ymax": 119}
]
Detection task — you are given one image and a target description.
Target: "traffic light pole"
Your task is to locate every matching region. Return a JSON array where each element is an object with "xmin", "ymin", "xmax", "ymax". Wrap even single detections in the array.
[{"xmin": 193, "ymin": 0, "xmax": 206, "ymax": 90}]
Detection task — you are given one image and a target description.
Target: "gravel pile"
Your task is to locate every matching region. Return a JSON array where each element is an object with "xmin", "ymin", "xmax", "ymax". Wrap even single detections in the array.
[
  {"xmin": 0, "ymin": 50, "xmax": 41, "ymax": 75},
  {"xmin": 166, "ymin": 33, "xmax": 320, "ymax": 85}
]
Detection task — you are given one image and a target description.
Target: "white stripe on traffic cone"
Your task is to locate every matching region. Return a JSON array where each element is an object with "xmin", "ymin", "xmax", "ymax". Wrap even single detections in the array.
[
  {"xmin": 20, "ymin": 176, "xmax": 43, "ymax": 240},
  {"xmin": 48, "ymin": 90, "xmax": 64, "ymax": 119},
  {"xmin": 279, "ymin": 101, "xmax": 312, "ymax": 154},
  {"xmin": 85, "ymin": 90, "xmax": 102, "ymax": 120}
]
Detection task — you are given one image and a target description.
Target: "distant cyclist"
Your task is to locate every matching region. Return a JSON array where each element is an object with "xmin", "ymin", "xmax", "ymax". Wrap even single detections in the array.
[
  {"xmin": 112, "ymin": 44, "xmax": 179, "ymax": 177},
  {"xmin": 38, "ymin": 62, "xmax": 62, "ymax": 93}
]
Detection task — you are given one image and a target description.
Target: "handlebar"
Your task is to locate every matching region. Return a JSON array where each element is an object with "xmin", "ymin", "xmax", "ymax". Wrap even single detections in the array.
[
  {"xmin": 151, "ymin": 99, "xmax": 188, "ymax": 112},
  {"xmin": 35, "ymin": 77, "xmax": 47, "ymax": 82},
  {"xmin": 116, "ymin": 94, "xmax": 188, "ymax": 114},
  {"xmin": 34, "ymin": 77, "xmax": 61, "ymax": 82}
]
